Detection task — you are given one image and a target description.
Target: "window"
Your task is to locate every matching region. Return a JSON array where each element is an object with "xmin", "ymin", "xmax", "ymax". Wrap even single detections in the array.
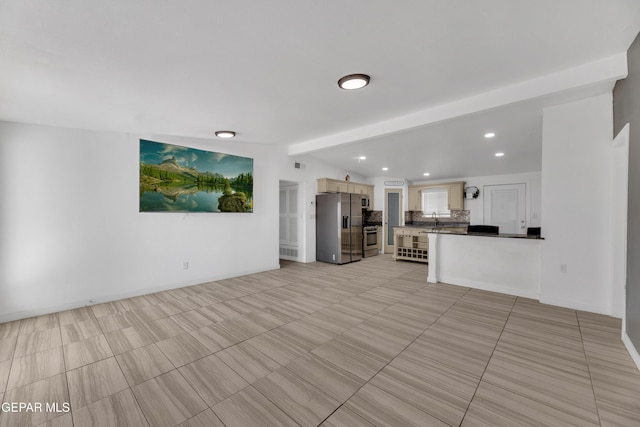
[{"xmin": 421, "ymin": 187, "xmax": 450, "ymax": 217}]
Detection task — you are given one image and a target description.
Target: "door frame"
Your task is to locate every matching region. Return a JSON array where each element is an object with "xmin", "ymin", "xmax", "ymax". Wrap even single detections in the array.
[
  {"xmin": 384, "ymin": 188, "xmax": 403, "ymax": 254},
  {"xmin": 278, "ymin": 180, "xmax": 305, "ymax": 262},
  {"xmin": 483, "ymin": 183, "xmax": 526, "ymax": 234}
]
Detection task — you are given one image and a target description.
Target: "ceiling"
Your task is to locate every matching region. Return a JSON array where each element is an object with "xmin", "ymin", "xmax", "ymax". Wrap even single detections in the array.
[{"xmin": 1, "ymin": 1, "xmax": 639, "ymax": 181}]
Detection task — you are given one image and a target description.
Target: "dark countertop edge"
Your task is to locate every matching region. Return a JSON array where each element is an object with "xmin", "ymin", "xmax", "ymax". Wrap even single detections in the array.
[
  {"xmin": 463, "ymin": 232, "xmax": 544, "ymax": 240},
  {"xmin": 394, "ymin": 225, "xmax": 544, "ymax": 240},
  {"xmin": 363, "ymin": 221, "xmax": 383, "ymax": 226},
  {"xmin": 404, "ymin": 221, "xmax": 469, "ymax": 227}
]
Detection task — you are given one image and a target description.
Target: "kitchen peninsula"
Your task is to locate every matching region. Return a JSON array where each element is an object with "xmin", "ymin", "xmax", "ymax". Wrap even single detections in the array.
[{"xmin": 394, "ymin": 224, "xmax": 544, "ymax": 299}]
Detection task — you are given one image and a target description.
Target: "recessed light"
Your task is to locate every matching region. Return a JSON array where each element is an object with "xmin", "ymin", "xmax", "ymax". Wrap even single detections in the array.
[
  {"xmin": 215, "ymin": 130, "xmax": 236, "ymax": 138},
  {"xmin": 484, "ymin": 132, "xmax": 495, "ymax": 138},
  {"xmin": 338, "ymin": 74, "xmax": 370, "ymax": 90},
  {"xmin": 382, "ymin": 167, "xmax": 389, "ymax": 171},
  {"xmin": 495, "ymin": 152, "xmax": 504, "ymax": 157},
  {"xmin": 423, "ymin": 172, "xmax": 430, "ymax": 176},
  {"xmin": 358, "ymin": 156, "xmax": 366, "ymax": 160}
]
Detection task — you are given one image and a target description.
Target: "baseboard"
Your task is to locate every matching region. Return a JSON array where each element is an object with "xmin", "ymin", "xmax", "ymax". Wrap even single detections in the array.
[
  {"xmin": 622, "ymin": 331, "xmax": 640, "ymax": 372},
  {"xmin": 0, "ymin": 264, "xmax": 281, "ymax": 323},
  {"xmin": 438, "ymin": 274, "xmax": 539, "ymax": 299},
  {"xmin": 538, "ymin": 295, "xmax": 612, "ymax": 316}
]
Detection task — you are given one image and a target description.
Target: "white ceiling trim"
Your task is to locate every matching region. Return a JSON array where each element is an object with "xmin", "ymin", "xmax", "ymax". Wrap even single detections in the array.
[{"xmin": 288, "ymin": 53, "xmax": 628, "ymax": 156}]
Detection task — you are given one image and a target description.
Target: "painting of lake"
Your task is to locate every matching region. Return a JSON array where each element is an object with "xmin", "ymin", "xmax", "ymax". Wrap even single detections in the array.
[{"xmin": 139, "ymin": 139, "xmax": 253, "ymax": 213}]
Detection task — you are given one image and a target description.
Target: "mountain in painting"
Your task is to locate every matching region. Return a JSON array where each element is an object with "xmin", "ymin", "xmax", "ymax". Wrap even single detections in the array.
[{"xmin": 140, "ymin": 156, "xmax": 227, "ymax": 185}]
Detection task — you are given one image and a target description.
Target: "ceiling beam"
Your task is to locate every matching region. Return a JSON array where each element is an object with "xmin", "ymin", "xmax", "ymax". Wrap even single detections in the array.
[{"xmin": 287, "ymin": 53, "xmax": 628, "ymax": 156}]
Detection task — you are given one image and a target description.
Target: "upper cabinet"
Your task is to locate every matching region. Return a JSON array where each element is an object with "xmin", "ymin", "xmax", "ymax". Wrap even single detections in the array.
[
  {"xmin": 352, "ymin": 183, "xmax": 368, "ymax": 195},
  {"xmin": 318, "ymin": 178, "xmax": 349, "ymax": 193},
  {"xmin": 317, "ymin": 178, "xmax": 374, "ymax": 210},
  {"xmin": 448, "ymin": 181, "xmax": 464, "ymax": 210},
  {"xmin": 408, "ymin": 186, "xmax": 422, "ymax": 211},
  {"xmin": 408, "ymin": 181, "xmax": 465, "ymax": 212}
]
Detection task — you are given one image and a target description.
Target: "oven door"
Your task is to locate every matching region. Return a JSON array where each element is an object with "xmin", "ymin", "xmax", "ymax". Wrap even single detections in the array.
[{"xmin": 363, "ymin": 228, "xmax": 378, "ymax": 257}]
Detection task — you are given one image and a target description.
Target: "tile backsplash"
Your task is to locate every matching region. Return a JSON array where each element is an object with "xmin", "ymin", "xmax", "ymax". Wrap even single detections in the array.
[
  {"xmin": 363, "ymin": 210, "xmax": 382, "ymax": 224},
  {"xmin": 405, "ymin": 210, "xmax": 470, "ymax": 224}
]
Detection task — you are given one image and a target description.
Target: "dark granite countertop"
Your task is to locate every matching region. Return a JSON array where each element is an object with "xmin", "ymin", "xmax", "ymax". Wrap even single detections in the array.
[
  {"xmin": 404, "ymin": 221, "xmax": 469, "ymax": 228},
  {"xmin": 363, "ymin": 221, "xmax": 382, "ymax": 226},
  {"xmin": 394, "ymin": 225, "xmax": 544, "ymax": 240}
]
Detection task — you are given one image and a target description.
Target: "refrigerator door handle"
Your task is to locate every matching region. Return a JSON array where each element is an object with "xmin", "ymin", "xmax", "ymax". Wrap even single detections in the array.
[{"xmin": 342, "ymin": 215, "xmax": 349, "ymax": 229}]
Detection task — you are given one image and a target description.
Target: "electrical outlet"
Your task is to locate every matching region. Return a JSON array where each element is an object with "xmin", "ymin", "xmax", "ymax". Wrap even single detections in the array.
[
  {"xmin": 560, "ymin": 264, "xmax": 567, "ymax": 273},
  {"xmin": 182, "ymin": 261, "xmax": 189, "ymax": 271}
]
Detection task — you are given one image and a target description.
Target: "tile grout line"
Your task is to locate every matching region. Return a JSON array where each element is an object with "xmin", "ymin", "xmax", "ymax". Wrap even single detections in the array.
[
  {"xmin": 203, "ymin": 266, "xmax": 410, "ymax": 425},
  {"xmin": 457, "ymin": 293, "xmax": 518, "ymax": 426},
  {"xmin": 101, "ymin": 314, "xmax": 154, "ymax": 427},
  {"xmin": 215, "ymin": 263, "xmax": 427, "ymax": 426},
  {"xmin": 0, "ymin": 259, "xmax": 429, "ymax": 426},
  {"xmin": 0, "ymin": 323, "xmax": 21, "ymax": 426},
  {"xmin": 57, "ymin": 317, "xmax": 74, "ymax": 427},
  {"xmin": 112, "ymin": 357, "xmax": 152, "ymax": 427},
  {"xmin": 314, "ymin": 279, "xmax": 474, "ymax": 426},
  {"xmin": 84, "ymin": 261, "xmax": 394, "ymax": 426},
  {"xmin": 575, "ymin": 313, "xmax": 604, "ymax": 427}
]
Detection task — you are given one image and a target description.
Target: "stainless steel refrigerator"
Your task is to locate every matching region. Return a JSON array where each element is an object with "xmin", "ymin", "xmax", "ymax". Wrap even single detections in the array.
[{"xmin": 316, "ymin": 193, "xmax": 363, "ymax": 264}]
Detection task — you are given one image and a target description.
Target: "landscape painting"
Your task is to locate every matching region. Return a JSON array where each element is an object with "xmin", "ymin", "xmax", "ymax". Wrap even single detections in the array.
[{"xmin": 139, "ymin": 139, "xmax": 253, "ymax": 213}]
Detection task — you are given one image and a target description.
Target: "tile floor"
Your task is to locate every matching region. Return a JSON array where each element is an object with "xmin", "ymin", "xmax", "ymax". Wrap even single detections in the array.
[{"xmin": 0, "ymin": 255, "xmax": 639, "ymax": 426}]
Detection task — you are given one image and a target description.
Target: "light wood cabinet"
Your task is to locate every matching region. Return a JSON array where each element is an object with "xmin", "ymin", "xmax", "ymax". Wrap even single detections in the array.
[
  {"xmin": 317, "ymin": 179, "xmax": 350, "ymax": 193},
  {"xmin": 448, "ymin": 181, "xmax": 465, "ymax": 210},
  {"xmin": 393, "ymin": 227, "xmax": 429, "ymax": 263},
  {"xmin": 407, "ymin": 181, "xmax": 465, "ymax": 212},
  {"xmin": 352, "ymin": 183, "xmax": 368, "ymax": 195},
  {"xmin": 365, "ymin": 185, "xmax": 374, "ymax": 202},
  {"xmin": 408, "ymin": 186, "xmax": 422, "ymax": 211},
  {"xmin": 317, "ymin": 178, "xmax": 374, "ymax": 210}
]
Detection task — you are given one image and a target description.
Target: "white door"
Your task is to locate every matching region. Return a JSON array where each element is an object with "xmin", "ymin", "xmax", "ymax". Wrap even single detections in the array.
[
  {"xmin": 279, "ymin": 183, "xmax": 301, "ymax": 260},
  {"xmin": 483, "ymin": 184, "xmax": 526, "ymax": 234}
]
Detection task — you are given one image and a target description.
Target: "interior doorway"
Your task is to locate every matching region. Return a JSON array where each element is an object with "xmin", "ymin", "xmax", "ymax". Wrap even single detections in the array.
[
  {"xmin": 384, "ymin": 189, "xmax": 403, "ymax": 254},
  {"xmin": 279, "ymin": 181, "xmax": 304, "ymax": 262},
  {"xmin": 483, "ymin": 183, "xmax": 526, "ymax": 234}
]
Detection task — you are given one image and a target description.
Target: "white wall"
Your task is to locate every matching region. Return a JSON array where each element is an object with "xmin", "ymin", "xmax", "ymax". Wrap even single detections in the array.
[
  {"xmin": 429, "ymin": 233, "xmax": 541, "ymax": 299},
  {"xmin": 612, "ymin": 124, "xmax": 629, "ymax": 318},
  {"xmin": 276, "ymin": 154, "xmax": 364, "ymax": 263},
  {"xmin": 411, "ymin": 171, "xmax": 542, "ymax": 227},
  {"xmin": 366, "ymin": 177, "xmax": 409, "ymax": 213},
  {"xmin": 0, "ymin": 121, "xmax": 285, "ymax": 322},
  {"xmin": 540, "ymin": 93, "xmax": 617, "ymax": 315},
  {"xmin": 461, "ymin": 172, "xmax": 541, "ymax": 227}
]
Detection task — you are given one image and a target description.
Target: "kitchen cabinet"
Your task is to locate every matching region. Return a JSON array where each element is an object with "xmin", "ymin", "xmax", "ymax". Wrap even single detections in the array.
[
  {"xmin": 318, "ymin": 178, "xmax": 349, "ymax": 193},
  {"xmin": 408, "ymin": 186, "xmax": 422, "ymax": 211},
  {"xmin": 393, "ymin": 227, "xmax": 428, "ymax": 263},
  {"xmin": 407, "ymin": 181, "xmax": 465, "ymax": 212},
  {"xmin": 365, "ymin": 185, "xmax": 374, "ymax": 203},
  {"xmin": 448, "ymin": 181, "xmax": 465, "ymax": 210},
  {"xmin": 317, "ymin": 178, "xmax": 374, "ymax": 210},
  {"xmin": 352, "ymin": 183, "xmax": 368, "ymax": 195}
]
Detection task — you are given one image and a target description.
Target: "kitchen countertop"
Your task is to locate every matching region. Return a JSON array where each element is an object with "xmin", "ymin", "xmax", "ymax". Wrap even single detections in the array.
[{"xmin": 394, "ymin": 225, "xmax": 544, "ymax": 240}]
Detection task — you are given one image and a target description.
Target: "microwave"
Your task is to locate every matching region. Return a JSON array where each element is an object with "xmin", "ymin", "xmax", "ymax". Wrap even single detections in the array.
[{"xmin": 361, "ymin": 196, "xmax": 370, "ymax": 209}]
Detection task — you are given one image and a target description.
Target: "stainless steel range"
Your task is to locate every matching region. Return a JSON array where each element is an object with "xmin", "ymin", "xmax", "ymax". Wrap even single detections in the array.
[{"xmin": 363, "ymin": 225, "xmax": 379, "ymax": 257}]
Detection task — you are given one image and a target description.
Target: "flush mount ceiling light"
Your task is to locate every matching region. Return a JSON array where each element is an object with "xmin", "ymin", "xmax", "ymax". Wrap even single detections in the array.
[
  {"xmin": 215, "ymin": 130, "xmax": 236, "ymax": 138},
  {"xmin": 423, "ymin": 172, "xmax": 430, "ymax": 176},
  {"xmin": 495, "ymin": 152, "xmax": 505, "ymax": 157},
  {"xmin": 357, "ymin": 156, "xmax": 366, "ymax": 160},
  {"xmin": 382, "ymin": 167, "xmax": 389, "ymax": 171},
  {"xmin": 484, "ymin": 132, "xmax": 496, "ymax": 138},
  {"xmin": 338, "ymin": 74, "xmax": 370, "ymax": 90}
]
